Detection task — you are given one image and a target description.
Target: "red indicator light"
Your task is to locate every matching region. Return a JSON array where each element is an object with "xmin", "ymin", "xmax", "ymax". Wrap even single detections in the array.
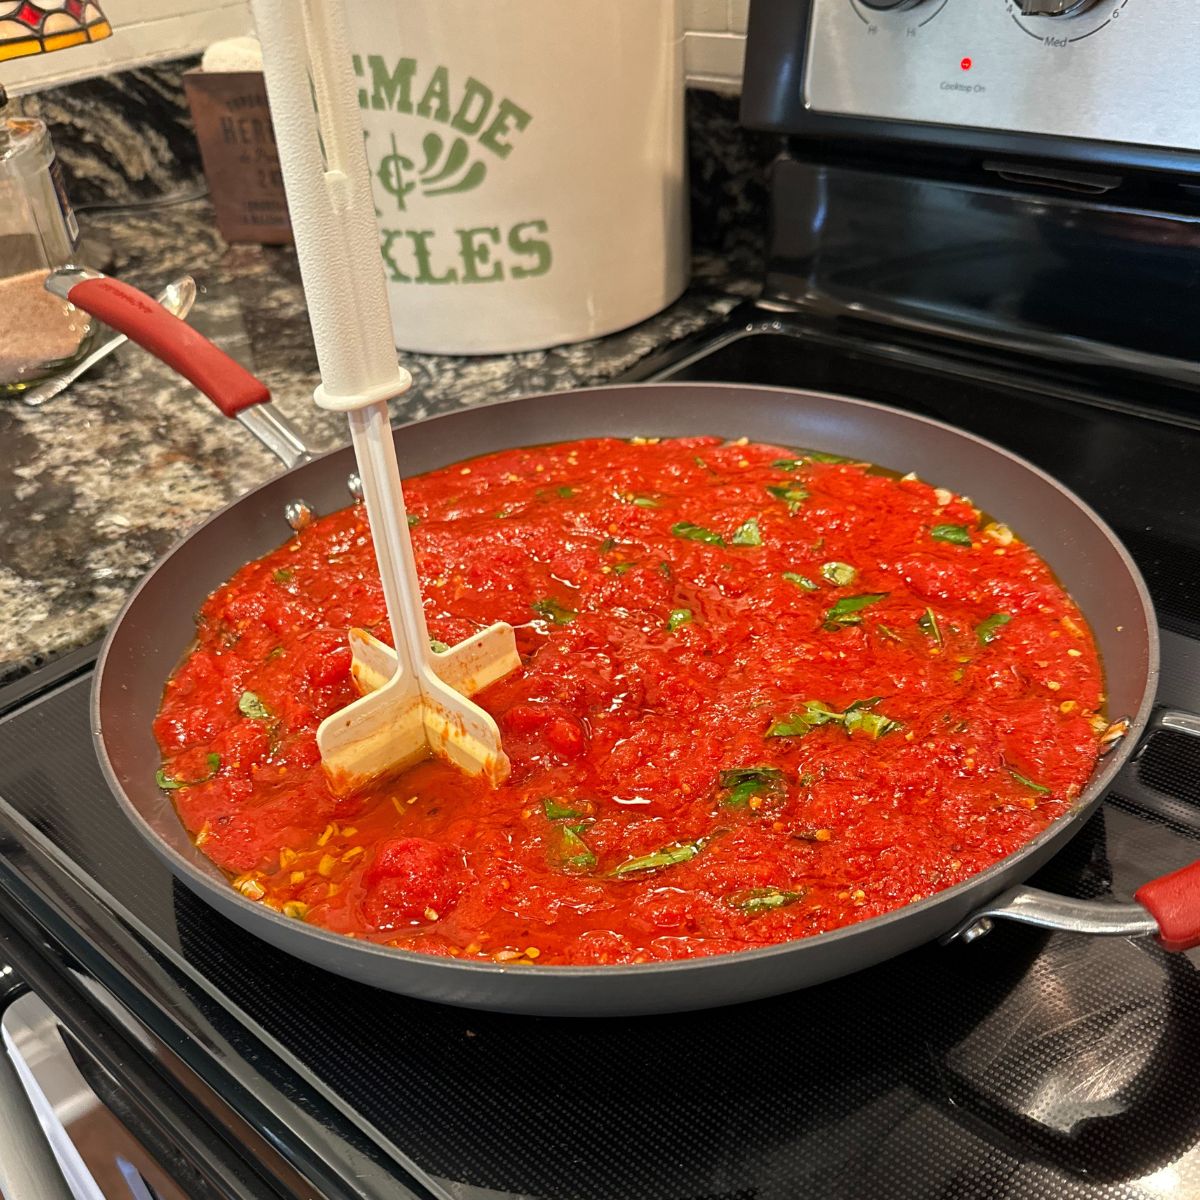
[{"xmin": 960, "ymin": 56, "xmax": 973, "ymax": 71}]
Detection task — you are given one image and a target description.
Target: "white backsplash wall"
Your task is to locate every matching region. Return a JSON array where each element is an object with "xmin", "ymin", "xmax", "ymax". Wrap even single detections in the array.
[
  {"xmin": 684, "ymin": 0, "xmax": 748, "ymax": 92},
  {"xmin": 4, "ymin": 0, "xmax": 748, "ymax": 96}
]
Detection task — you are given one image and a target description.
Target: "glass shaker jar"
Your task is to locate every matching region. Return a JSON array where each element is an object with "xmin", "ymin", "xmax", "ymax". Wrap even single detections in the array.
[{"xmin": 0, "ymin": 85, "xmax": 96, "ymax": 395}]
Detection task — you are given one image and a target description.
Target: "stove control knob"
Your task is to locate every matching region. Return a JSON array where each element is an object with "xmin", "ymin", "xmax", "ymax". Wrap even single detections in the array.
[
  {"xmin": 1017, "ymin": 0, "xmax": 1100, "ymax": 15},
  {"xmin": 858, "ymin": 0, "xmax": 928, "ymax": 10}
]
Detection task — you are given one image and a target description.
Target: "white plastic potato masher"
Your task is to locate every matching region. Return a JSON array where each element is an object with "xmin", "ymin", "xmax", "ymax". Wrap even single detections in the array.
[{"xmin": 250, "ymin": 0, "xmax": 520, "ymax": 793}]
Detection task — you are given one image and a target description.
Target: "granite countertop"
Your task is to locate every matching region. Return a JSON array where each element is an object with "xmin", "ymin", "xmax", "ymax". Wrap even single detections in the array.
[{"xmin": 0, "ymin": 196, "xmax": 758, "ymax": 684}]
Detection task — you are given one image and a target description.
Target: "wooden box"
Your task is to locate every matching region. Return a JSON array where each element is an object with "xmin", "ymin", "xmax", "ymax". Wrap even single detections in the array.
[{"xmin": 183, "ymin": 69, "xmax": 292, "ymax": 245}]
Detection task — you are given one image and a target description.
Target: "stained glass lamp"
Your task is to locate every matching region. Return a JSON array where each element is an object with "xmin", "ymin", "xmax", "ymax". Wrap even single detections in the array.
[{"xmin": 0, "ymin": 1, "xmax": 111, "ymax": 63}]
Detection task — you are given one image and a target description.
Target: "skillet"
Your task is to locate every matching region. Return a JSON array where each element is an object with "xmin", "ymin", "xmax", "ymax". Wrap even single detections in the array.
[{"xmin": 69, "ymin": 275, "xmax": 1200, "ymax": 1016}]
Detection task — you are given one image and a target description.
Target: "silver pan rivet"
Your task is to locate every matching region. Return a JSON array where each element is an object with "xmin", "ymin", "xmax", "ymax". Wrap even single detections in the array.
[
  {"xmin": 284, "ymin": 499, "xmax": 314, "ymax": 531},
  {"xmin": 347, "ymin": 472, "xmax": 364, "ymax": 502},
  {"xmin": 960, "ymin": 917, "xmax": 994, "ymax": 944}
]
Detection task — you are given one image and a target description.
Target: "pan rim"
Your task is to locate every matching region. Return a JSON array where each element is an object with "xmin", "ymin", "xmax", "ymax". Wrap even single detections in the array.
[{"xmin": 90, "ymin": 381, "xmax": 1161, "ymax": 984}]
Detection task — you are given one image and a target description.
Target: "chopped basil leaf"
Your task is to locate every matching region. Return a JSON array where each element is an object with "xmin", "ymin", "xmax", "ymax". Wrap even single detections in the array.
[
  {"xmin": 667, "ymin": 607, "xmax": 693, "ymax": 632},
  {"xmin": 821, "ymin": 561, "xmax": 858, "ymax": 587},
  {"xmin": 931, "ymin": 524, "xmax": 973, "ymax": 547},
  {"xmin": 272, "ymin": 568, "xmax": 293, "ymax": 584},
  {"xmin": 612, "ymin": 562, "xmax": 636, "ymax": 576},
  {"xmin": 719, "ymin": 766, "xmax": 784, "ymax": 788},
  {"xmin": 612, "ymin": 839, "xmax": 703, "ymax": 877},
  {"xmin": 824, "ymin": 593, "xmax": 887, "ymax": 628},
  {"xmin": 783, "ymin": 572, "xmax": 819, "ymax": 591},
  {"xmin": 532, "ymin": 598, "xmax": 577, "ymax": 625},
  {"xmin": 724, "ymin": 781, "xmax": 761, "ymax": 808},
  {"xmin": 1009, "ymin": 768, "xmax": 1051, "ymax": 795},
  {"xmin": 769, "ymin": 699, "xmax": 899, "ymax": 740},
  {"xmin": 559, "ymin": 825, "xmax": 597, "ymax": 872},
  {"xmin": 238, "ymin": 691, "xmax": 271, "ymax": 720},
  {"xmin": 672, "ymin": 520, "xmax": 725, "ymax": 546},
  {"xmin": 845, "ymin": 699, "xmax": 900, "ymax": 739},
  {"xmin": 766, "ymin": 484, "xmax": 809, "ymax": 514},
  {"xmin": 155, "ymin": 752, "xmax": 221, "ymax": 791},
  {"xmin": 266, "ymin": 645, "xmax": 285, "ymax": 661},
  {"xmin": 876, "ymin": 624, "xmax": 904, "ymax": 643},
  {"xmin": 731, "ymin": 518, "xmax": 763, "ymax": 546},
  {"xmin": 844, "ymin": 708, "xmax": 901, "ymax": 739},
  {"xmin": 774, "ymin": 449, "xmax": 855, "ymax": 468},
  {"xmin": 599, "ymin": 537, "xmax": 616, "ymax": 554},
  {"xmin": 557, "ymin": 485, "xmax": 575, "ymax": 498},
  {"xmin": 918, "ymin": 607, "xmax": 943, "ymax": 648},
  {"xmin": 407, "ymin": 513, "xmax": 420, "ymax": 528},
  {"xmin": 767, "ymin": 701, "xmax": 841, "ymax": 738},
  {"xmin": 719, "ymin": 766, "xmax": 784, "ymax": 808},
  {"xmin": 429, "ymin": 639, "xmax": 450, "ymax": 654},
  {"xmin": 631, "ymin": 495, "xmax": 661, "ymax": 508},
  {"xmin": 544, "ymin": 797, "xmax": 589, "ymax": 821},
  {"xmin": 657, "ymin": 560, "xmax": 673, "ymax": 578},
  {"xmin": 730, "ymin": 887, "xmax": 805, "ymax": 915},
  {"xmin": 976, "ymin": 612, "xmax": 1012, "ymax": 645}
]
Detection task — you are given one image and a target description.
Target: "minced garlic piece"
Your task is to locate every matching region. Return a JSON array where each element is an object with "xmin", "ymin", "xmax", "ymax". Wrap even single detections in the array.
[{"xmin": 236, "ymin": 876, "xmax": 265, "ymax": 901}]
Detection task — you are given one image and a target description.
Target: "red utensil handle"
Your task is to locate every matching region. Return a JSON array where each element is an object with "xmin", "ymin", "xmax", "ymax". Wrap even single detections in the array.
[
  {"xmin": 67, "ymin": 276, "xmax": 269, "ymax": 418},
  {"xmin": 1136, "ymin": 861, "xmax": 1200, "ymax": 953}
]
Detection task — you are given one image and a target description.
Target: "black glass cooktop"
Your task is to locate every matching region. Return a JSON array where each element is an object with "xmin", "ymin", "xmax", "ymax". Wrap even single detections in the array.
[{"xmin": 3, "ymin": 314, "xmax": 1200, "ymax": 1200}]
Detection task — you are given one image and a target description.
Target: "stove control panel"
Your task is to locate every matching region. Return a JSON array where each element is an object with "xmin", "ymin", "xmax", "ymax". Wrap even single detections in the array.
[{"xmin": 804, "ymin": 1, "xmax": 1200, "ymax": 152}]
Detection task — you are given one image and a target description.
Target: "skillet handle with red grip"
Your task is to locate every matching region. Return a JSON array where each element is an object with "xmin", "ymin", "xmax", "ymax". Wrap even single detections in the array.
[
  {"xmin": 949, "ymin": 707, "xmax": 1200, "ymax": 953},
  {"xmin": 1128, "ymin": 708, "xmax": 1200, "ymax": 950},
  {"xmin": 1135, "ymin": 862, "xmax": 1200, "ymax": 952},
  {"xmin": 46, "ymin": 267, "xmax": 268, "ymax": 416},
  {"xmin": 44, "ymin": 267, "xmax": 311, "ymax": 469}
]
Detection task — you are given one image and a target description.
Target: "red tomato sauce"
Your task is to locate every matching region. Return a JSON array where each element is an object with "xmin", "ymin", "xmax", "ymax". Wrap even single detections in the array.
[{"xmin": 153, "ymin": 437, "xmax": 1106, "ymax": 965}]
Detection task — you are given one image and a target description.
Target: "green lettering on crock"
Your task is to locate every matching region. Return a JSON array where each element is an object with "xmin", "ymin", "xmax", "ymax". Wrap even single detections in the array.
[
  {"xmin": 353, "ymin": 55, "xmax": 551, "ymax": 283},
  {"xmin": 458, "ymin": 226, "xmax": 503, "ymax": 283},
  {"xmin": 378, "ymin": 219, "xmax": 552, "ymax": 284},
  {"xmin": 407, "ymin": 230, "xmax": 457, "ymax": 284}
]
